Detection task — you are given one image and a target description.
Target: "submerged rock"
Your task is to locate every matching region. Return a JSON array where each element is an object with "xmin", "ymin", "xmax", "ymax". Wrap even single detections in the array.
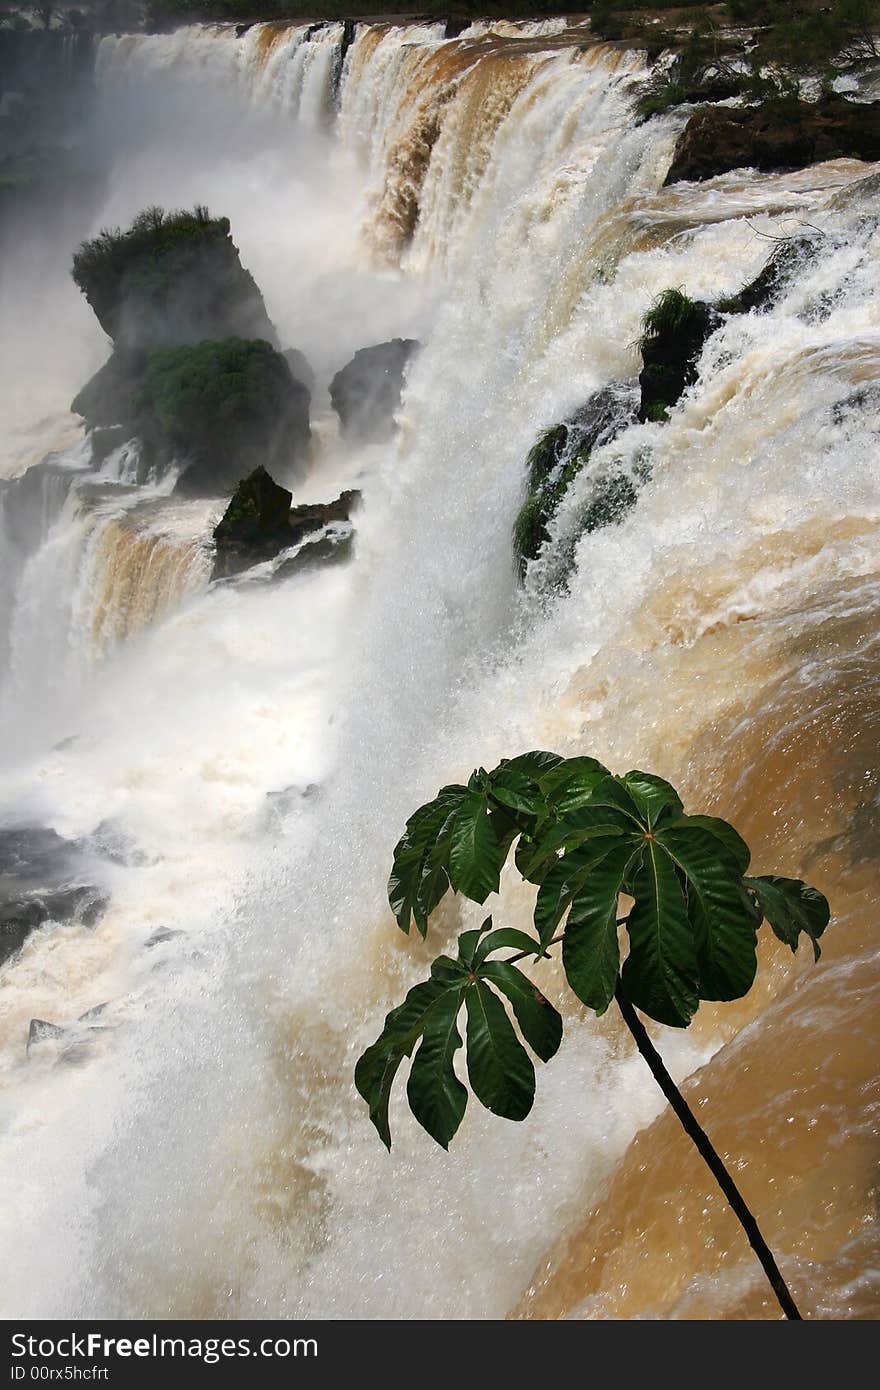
[
  {"xmin": 0, "ymin": 885, "xmax": 108, "ymax": 968},
  {"xmin": 665, "ymin": 94, "xmax": 880, "ymax": 186},
  {"xmin": 513, "ymin": 383, "xmax": 640, "ymax": 583},
  {"xmin": 329, "ymin": 338, "xmax": 419, "ymax": 441},
  {"xmin": 717, "ymin": 232, "xmax": 823, "ymax": 315},
  {"xmin": 212, "ymin": 468, "xmax": 360, "ymax": 579},
  {"xmin": 0, "ymin": 824, "xmax": 108, "ymax": 968}
]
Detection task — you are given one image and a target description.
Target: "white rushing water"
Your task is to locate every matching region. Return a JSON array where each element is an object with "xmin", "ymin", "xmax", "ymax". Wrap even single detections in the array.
[{"xmin": 1, "ymin": 20, "xmax": 878, "ymax": 1318}]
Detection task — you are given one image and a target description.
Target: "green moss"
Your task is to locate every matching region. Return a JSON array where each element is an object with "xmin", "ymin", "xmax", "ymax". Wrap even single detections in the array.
[{"xmin": 640, "ymin": 288, "xmax": 699, "ymax": 350}]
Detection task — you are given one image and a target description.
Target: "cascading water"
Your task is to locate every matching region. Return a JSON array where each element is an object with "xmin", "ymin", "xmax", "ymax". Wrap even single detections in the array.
[{"xmin": 0, "ymin": 18, "xmax": 877, "ymax": 1320}]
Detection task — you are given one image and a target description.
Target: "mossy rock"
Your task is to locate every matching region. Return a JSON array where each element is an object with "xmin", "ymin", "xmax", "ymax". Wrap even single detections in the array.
[
  {"xmin": 513, "ymin": 384, "xmax": 640, "ymax": 584},
  {"xmin": 717, "ymin": 233, "xmax": 821, "ymax": 315},
  {"xmin": 664, "ymin": 94, "xmax": 880, "ymax": 186},
  {"xmin": 71, "ymin": 206, "xmax": 277, "ymax": 351},
  {"xmin": 638, "ymin": 289, "xmax": 717, "ymax": 423},
  {"xmin": 133, "ymin": 337, "xmax": 310, "ymax": 496}
]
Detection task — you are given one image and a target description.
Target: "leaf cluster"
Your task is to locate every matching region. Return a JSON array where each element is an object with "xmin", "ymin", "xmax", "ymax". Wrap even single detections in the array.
[{"xmin": 356, "ymin": 752, "xmax": 829, "ymax": 1148}]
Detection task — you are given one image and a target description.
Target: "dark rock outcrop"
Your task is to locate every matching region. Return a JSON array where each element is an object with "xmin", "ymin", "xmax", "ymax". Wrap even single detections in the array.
[
  {"xmin": 71, "ymin": 207, "xmax": 277, "ymax": 352},
  {"xmin": 71, "ymin": 348, "xmax": 145, "ymax": 431},
  {"xmin": 212, "ymin": 467, "xmax": 360, "ymax": 579},
  {"xmin": 138, "ymin": 338, "xmax": 310, "ymax": 497},
  {"xmin": 1, "ymin": 885, "xmax": 108, "ymax": 968},
  {"xmin": 0, "ymin": 824, "xmax": 108, "ymax": 968},
  {"xmin": 69, "ymin": 208, "xmax": 311, "ymax": 497},
  {"xmin": 329, "ymin": 338, "xmax": 419, "ymax": 442},
  {"xmin": 717, "ymin": 232, "xmax": 822, "ymax": 315},
  {"xmin": 73, "ymin": 339, "xmax": 310, "ymax": 498},
  {"xmin": 665, "ymin": 94, "xmax": 880, "ymax": 186},
  {"xmin": 513, "ymin": 383, "xmax": 640, "ymax": 583},
  {"xmin": 638, "ymin": 291, "xmax": 718, "ymax": 423}
]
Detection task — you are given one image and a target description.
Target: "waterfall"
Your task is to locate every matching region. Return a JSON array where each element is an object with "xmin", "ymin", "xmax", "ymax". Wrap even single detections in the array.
[{"xmin": 0, "ymin": 18, "xmax": 878, "ymax": 1321}]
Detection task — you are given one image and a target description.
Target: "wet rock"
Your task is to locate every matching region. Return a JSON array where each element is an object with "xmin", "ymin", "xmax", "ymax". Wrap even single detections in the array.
[
  {"xmin": 0, "ymin": 825, "xmax": 71, "ymax": 882},
  {"xmin": 144, "ymin": 926, "xmax": 183, "ymax": 949},
  {"xmin": 212, "ymin": 471, "xmax": 360, "ymax": 579},
  {"xmin": 71, "ymin": 349, "xmax": 144, "ymax": 431},
  {"xmin": 717, "ymin": 233, "xmax": 823, "ymax": 315},
  {"xmin": 272, "ymin": 526, "xmax": 354, "ymax": 582},
  {"xmin": 638, "ymin": 290, "xmax": 718, "ymax": 423},
  {"xmin": 77, "ymin": 818, "xmax": 152, "ymax": 868},
  {"xmin": 664, "ymin": 94, "xmax": 880, "ymax": 186},
  {"xmin": 0, "ymin": 885, "xmax": 108, "ymax": 967},
  {"xmin": 71, "ymin": 207, "xmax": 277, "ymax": 352},
  {"xmin": 513, "ymin": 383, "xmax": 640, "ymax": 582},
  {"xmin": 88, "ymin": 423, "xmax": 129, "ymax": 465},
  {"xmin": 0, "ymin": 825, "xmax": 108, "ymax": 968},
  {"xmin": 329, "ymin": 338, "xmax": 420, "ymax": 442}
]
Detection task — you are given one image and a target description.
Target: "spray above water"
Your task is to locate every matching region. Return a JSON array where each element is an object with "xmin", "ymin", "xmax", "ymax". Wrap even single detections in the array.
[{"xmin": 0, "ymin": 18, "xmax": 878, "ymax": 1320}]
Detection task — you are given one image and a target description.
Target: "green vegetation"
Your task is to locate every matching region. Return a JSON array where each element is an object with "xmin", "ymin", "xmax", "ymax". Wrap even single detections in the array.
[
  {"xmin": 356, "ymin": 751, "xmax": 830, "ymax": 1317},
  {"xmin": 71, "ymin": 205, "xmax": 222, "ymax": 307},
  {"xmin": 138, "ymin": 337, "xmax": 292, "ymax": 446},
  {"xmin": 638, "ymin": 288, "xmax": 715, "ymax": 422}
]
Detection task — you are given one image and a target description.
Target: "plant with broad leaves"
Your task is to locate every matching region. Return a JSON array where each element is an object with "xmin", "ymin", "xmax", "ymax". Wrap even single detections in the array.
[{"xmin": 355, "ymin": 751, "xmax": 830, "ymax": 1320}]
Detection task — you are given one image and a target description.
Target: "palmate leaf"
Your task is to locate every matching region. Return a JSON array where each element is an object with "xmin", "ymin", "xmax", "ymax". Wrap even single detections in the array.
[
  {"xmin": 534, "ymin": 835, "xmax": 627, "ymax": 947},
  {"xmin": 621, "ymin": 839, "xmax": 699, "ymax": 1028},
  {"xmin": 448, "ymin": 788, "xmax": 504, "ymax": 903},
  {"xmin": 562, "ymin": 840, "xmax": 638, "ymax": 1014},
  {"xmin": 657, "ymin": 823, "xmax": 757, "ymax": 1001},
  {"xmin": 364, "ymin": 752, "xmax": 833, "ymax": 1151},
  {"xmin": 744, "ymin": 875, "xmax": 831, "ymax": 962},
  {"xmin": 465, "ymin": 982, "xmax": 535, "ymax": 1121},
  {"xmin": 479, "ymin": 960, "xmax": 562, "ymax": 1060},
  {"xmin": 356, "ymin": 932, "xmax": 562, "ymax": 1148},
  {"xmin": 354, "ymin": 957, "xmax": 467, "ymax": 1148},
  {"xmin": 621, "ymin": 770, "xmax": 683, "ymax": 826},
  {"xmin": 388, "ymin": 785, "xmax": 467, "ymax": 935},
  {"xmin": 407, "ymin": 989, "xmax": 468, "ymax": 1149}
]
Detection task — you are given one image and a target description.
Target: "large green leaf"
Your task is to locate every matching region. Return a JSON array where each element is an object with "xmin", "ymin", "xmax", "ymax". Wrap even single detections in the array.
[
  {"xmin": 388, "ymin": 786, "xmax": 467, "ymax": 934},
  {"xmin": 448, "ymin": 789, "xmax": 503, "ymax": 904},
  {"xmin": 464, "ymin": 981, "xmax": 535, "ymax": 1120},
  {"xmin": 663, "ymin": 814, "xmax": 751, "ymax": 874},
  {"xmin": 406, "ymin": 989, "xmax": 468, "ymax": 1149},
  {"xmin": 534, "ymin": 835, "xmax": 629, "ymax": 947},
  {"xmin": 744, "ymin": 875, "xmax": 830, "ymax": 962},
  {"xmin": 415, "ymin": 804, "xmax": 461, "ymax": 932},
  {"xmin": 657, "ymin": 824, "xmax": 757, "ymax": 1000},
  {"xmin": 542, "ymin": 757, "xmax": 611, "ymax": 815},
  {"xmin": 621, "ymin": 770, "xmax": 683, "ymax": 827},
  {"xmin": 355, "ymin": 959, "xmax": 467, "ymax": 1148},
  {"xmin": 621, "ymin": 840, "xmax": 698, "ymax": 1027},
  {"xmin": 473, "ymin": 927, "xmax": 543, "ymax": 965},
  {"xmin": 562, "ymin": 841, "xmax": 636, "ymax": 1014},
  {"xmin": 497, "ymin": 751, "xmax": 564, "ymax": 784},
  {"xmin": 487, "ymin": 767, "xmax": 545, "ymax": 817},
  {"xmin": 586, "ymin": 775, "xmax": 648, "ymax": 829},
  {"xmin": 479, "ymin": 960, "xmax": 562, "ymax": 1061},
  {"xmin": 525, "ymin": 804, "xmax": 630, "ymax": 862}
]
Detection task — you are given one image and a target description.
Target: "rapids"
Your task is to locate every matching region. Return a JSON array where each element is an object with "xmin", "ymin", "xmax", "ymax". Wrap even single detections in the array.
[{"xmin": 0, "ymin": 18, "xmax": 877, "ymax": 1320}]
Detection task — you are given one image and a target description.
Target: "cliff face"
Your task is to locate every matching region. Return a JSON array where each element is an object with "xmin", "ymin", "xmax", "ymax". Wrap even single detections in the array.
[
  {"xmin": 69, "ymin": 207, "xmax": 310, "ymax": 494},
  {"xmin": 71, "ymin": 208, "xmax": 278, "ymax": 351}
]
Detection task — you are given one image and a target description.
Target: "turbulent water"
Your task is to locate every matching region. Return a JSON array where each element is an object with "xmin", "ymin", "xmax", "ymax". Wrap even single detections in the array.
[{"xmin": 0, "ymin": 18, "xmax": 878, "ymax": 1319}]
